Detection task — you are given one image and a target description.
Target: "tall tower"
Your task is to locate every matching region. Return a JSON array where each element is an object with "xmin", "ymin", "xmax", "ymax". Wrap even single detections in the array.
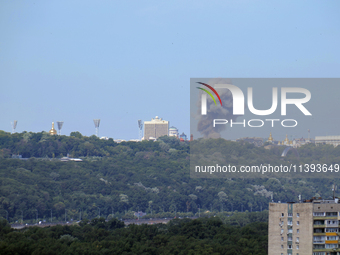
[
  {"xmin": 11, "ymin": 120, "xmax": 17, "ymax": 134},
  {"xmin": 138, "ymin": 120, "xmax": 143, "ymax": 140},
  {"xmin": 57, "ymin": 121, "xmax": 64, "ymax": 135},
  {"xmin": 93, "ymin": 119, "xmax": 100, "ymax": 137}
]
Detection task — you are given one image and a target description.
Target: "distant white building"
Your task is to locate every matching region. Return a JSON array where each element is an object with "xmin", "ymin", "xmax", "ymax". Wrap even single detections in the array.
[
  {"xmin": 143, "ymin": 116, "xmax": 169, "ymax": 140},
  {"xmin": 315, "ymin": 136, "xmax": 340, "ymax": 147},
  {"xmin": 114, "ymin": 139, "xmax": 126, "ymax": 143},
  {"xmin": 169, "ymin": 126, "xmax": 179, "ymax": 137}
]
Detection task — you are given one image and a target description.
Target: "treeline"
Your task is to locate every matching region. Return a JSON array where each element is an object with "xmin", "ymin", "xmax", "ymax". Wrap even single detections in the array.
[
  {"xmin": 0, "ymin": 218, "xmax": 268, "ymax": 255},
  {"xmin": 0, "ymin": 130, "xmax": 187, "ymax": 158}
]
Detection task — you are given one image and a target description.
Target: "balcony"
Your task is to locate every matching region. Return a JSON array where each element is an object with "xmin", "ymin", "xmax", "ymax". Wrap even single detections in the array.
[
  {"xmin": 326, "ymin": 223, "xmax": 338, "ymax": 227},
  {"xmin": 314, "ymin": 224, "xmax": 325, "ymax": 228},
  {"xmin": 313, "ymin": 240, "xmax": 325, "ymax": 244}
]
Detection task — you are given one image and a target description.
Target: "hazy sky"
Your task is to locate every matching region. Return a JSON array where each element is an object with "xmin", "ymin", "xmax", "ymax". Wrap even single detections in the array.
[{"xmin": 1, "ymin": 1, "xmax": 340, "ymax": 140}]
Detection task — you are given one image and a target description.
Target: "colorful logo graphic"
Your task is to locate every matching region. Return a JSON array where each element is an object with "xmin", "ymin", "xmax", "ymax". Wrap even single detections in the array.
[{"xmin": 196, "ymin": 82, "xmax": 222, "ymax": 106}]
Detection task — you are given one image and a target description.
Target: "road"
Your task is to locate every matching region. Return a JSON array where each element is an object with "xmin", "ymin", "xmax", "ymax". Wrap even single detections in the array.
[{"xmin": 10, "ymin": 217, "xmax": 196, "ymax": 229}]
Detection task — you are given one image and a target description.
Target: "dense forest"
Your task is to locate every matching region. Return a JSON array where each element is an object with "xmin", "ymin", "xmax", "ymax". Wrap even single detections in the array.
[
  {"xmin": 0, "ymin": 130, "xmax": 339, "ymax": 223},
  {"xmin": 0, "ymin": 217, "xmax": 268, "ymax": 255}
]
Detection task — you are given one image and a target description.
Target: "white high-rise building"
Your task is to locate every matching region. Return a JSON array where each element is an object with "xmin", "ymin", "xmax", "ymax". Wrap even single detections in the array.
[{"xmin": 143, "ymin": 116, "xmax": 169, "ymax": 140}]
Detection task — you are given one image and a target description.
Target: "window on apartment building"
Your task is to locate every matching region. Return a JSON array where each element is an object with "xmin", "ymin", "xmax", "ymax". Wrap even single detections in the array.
[
  {"xmin": 281, "ymin": 229, "xmax": 284, "ymax": 234},
  {"xmin": 288, "ymin": 220, "xmax": 293, "ymax": 225},
  {"xmin": 325, "ymin": 244, "xmax": 338, "ymax": 249},
  {"xmin": 288, "ymin": 229, "xmax": 293, "ymax": 233},
  {"xmin": 297, "ymin": 221, "xmax": 299, "ymax": 225},
  {"xmin": 288, "ymin": 213, "xmax": 293, "ymax": 217},
  {"xmin": 313, "ymin": 212, "xmax": 325, "ymax": 216},
  {"xmin": 282, "ymin": 213, "xmax": 284, "ymax": 217},
  {"xmin": 296, "ymin": 237, "xmax": 299, "ymax": 242},
  {"xmin": 288, "ymin": 236, "xmax": 292, "ymax": 241},
  {"xmin": 314, "ymin": 236, "xmax": 325, "ymax": 242},
  {"xmin": 326, "ymin": 212, "xmax": 337, "ymax": 216},
  {"xmin": 297, "ymin": 229, "xmax": 299, "ymax": 233},
  {"xmin": 296, "ymin": 213, "xmax": 299, "ymax": 217},
  {"xmin": 296, "ymin": 245, "xmax": 299, "ymax": 249},
  {"xmin": 326, "ymin": 236, "xmax": 338, "ymax": 240},
  {"xmin": 325, "ymin": 228, "xmax": 338, "ymax": 233},
  {"xmin": 281, "ymin": 245, "xmax": 283, "ymax": 249},
  {"xmin": 281, "ymin": 237, "xmax": 284, "ymax": 241},
  {"xmin": 314, "ymin": 220, "xmax": 324, "ymax": 225},
  {"xmin": 288, "ymin": 244, "xmax": 292, "ymax": 249},
  {"xmin": 313, "ymin": 244, "xmax": 325, "ymax": 249}
]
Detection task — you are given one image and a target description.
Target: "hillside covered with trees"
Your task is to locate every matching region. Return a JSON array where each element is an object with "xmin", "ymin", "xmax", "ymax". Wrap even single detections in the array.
[{"xmin": 0, "ymin": 130, "xmax": 339, "ymax": 222}]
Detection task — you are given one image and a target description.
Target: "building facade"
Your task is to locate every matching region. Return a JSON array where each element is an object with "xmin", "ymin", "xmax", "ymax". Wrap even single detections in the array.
[
  {"xmin": 143, "ymin": 116, "xmax": 169, "ymax": 140},
  {"xmin": 169, "ymin": 126, "xmax": 179, "ymax": 137},
  {"xmin": 315, "ymin": 136, "xmax": 340, "ymax": 147},
  {"xmin": 269, "ymin": 198, "xmax": 340, "ymax": 255}
]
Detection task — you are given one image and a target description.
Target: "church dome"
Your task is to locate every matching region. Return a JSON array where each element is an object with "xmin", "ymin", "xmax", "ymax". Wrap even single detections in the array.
[{"xmin": 49, "ymin": 122, "xmax": 57, "ymax": 135}]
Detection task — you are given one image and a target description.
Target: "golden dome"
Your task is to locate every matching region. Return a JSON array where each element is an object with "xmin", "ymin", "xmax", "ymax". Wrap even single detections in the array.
[
  {"xmin": 49, "ymin": 122, "xmax": 57, "ymax": 135},
  {"xmin": 284, "ymin": 134, "xmax": 289, "ymax": 143},
  {"xmin": 268, "ymin": 132, "xmax": 274, "ymax": 142}
]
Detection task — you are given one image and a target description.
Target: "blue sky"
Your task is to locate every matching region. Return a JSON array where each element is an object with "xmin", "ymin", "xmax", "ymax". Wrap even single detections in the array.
[{"xmin": 1, "ymin": 1, "xmax": 340, "ymax": 140}]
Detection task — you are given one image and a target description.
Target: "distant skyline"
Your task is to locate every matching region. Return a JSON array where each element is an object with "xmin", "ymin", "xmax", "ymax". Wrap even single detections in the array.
[{"xmin": 1, "ymin": 1, "xmax": 340, "ymax": 140}]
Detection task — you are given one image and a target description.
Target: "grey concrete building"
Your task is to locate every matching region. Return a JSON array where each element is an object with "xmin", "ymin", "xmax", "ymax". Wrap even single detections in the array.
[{"xmin": 269, "ymin": 198, "xmax": 340, "ymax": 255}]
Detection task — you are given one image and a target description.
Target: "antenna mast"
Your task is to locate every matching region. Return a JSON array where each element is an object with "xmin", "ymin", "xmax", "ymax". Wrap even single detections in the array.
[
  {"xmin": 93, "ymin": 119, "xmax": 100, "ymax": 137},
  {"xmin": 57, "ymin": 121, "xmax": 64, "ymax": 135},
  {"xmin": 138, "ymin": 119, "xmax": 143, "ymax": 140},
  {"xmin": 11, "ymin": 120, "xmax": 17, "ymax": 134}
]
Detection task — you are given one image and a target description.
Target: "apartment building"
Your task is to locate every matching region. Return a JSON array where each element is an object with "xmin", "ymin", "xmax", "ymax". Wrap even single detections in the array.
[{"xmin": 269, "ymin": 198, "xmax": 340, "ymax": 255}]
